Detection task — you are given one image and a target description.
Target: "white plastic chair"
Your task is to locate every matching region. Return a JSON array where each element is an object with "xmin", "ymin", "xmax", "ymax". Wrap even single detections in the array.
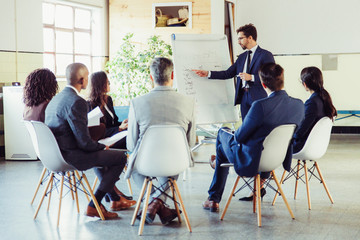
[
  {"xmin": 220, "ymin": 124, "xmax": 296, "ymax": 227},
  {"xmin": 24, "ymin": 121, "xmax": 105, "ymax": 226},
  {"xmin": 130, "ymin": 125, "xmax": 192, "ymax": 235},
  {"xmin": 272, "ymin": 117, "xmax": 334, "ymax": 210}
]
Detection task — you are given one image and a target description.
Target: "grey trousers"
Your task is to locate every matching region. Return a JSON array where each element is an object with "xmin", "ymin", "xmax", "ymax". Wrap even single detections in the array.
[{"xmin": 131, "ymin": 169, "xmax": 179, "ymax": 204}]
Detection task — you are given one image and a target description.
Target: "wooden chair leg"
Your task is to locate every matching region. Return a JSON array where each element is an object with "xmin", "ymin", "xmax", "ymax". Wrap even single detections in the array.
[
  {"xmin": 253, "ymin": 177, "xmax": 256, "ymax": 213},
  {"xmin": 170, "ymin": 179, "xmax": 182, "ymax": 223},
  {"xmin": 47, "ymin": 175, "xmax": 54, "ymax": 211},
  {"xmin": 31, "ymin": 167, "xmax": 47, "ymax": 205},
  {"xmin": 67, "ymin": 172, "xmax": 74, "ymax": 200},
  {"xmin": 294, "ymin": 160, "xmax": 301, "ymax": 199},
  {"xmin": 123, "ymin": 165, "xmax": 133, "ymax": 196},
  {"xmin": 72, "ymin": 172, "xmax": 80, "ymax": 213},
  {"xmin": 272, "ymin": 171, "xmax": 295, "ymax": 219},
  {"xmin": 220, "ymin": 176, "xmax": 240, "ymax": 220},
  {"xmin": 272, "ymin": 170, "xmax": 286, "ymax": 206},
  {"xmin": 256, "ymin": 174, "xmax": 262, "ymax": 227},
  {"xmin": 92, "ymin": 176, "xmax": 98, "ymax": 192},
  {"xmin": 171, "ymin": 179, "xmax": 192, "ymax": 233},
  {"xmin": 131, "ymin": 178, "xmax": 148, "ymax": 226},
  {"xmin": 303, "ymin": 160, "xmax": 311, "ymax": 210},
  {"xmin": 82, "ymin": 173, "xmax": 105, "ymax": 220},
  {"xmin": 57, "ymin": 175, "xmax": 65, "ymax": 226},
  {"xmin": 75, "ymin": 171, "xmax": 90, "ymax": 202},
  {"xmin": 34, "ymin": 173, "xmax": 54, "ymax": 219},
  {"xmin": 139, "ymin": 180, "xmax": 153, "ymax": 236},
  {"xmin": 127, "ymin": 178, "xmax": 133, "ymax": 196},
  {"xmin": 314, "ymin": 162, "xmax": 334, "ymax": 204}
]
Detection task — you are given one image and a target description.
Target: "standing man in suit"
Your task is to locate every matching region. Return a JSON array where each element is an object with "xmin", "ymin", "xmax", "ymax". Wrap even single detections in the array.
[
  {"xmin": 126, "ymin": 57, "xmax": 196, "ymax": 225},
  {"xmin": 193, "ymin": 23, "xmax": 275, "ymax": 120},
  {"xmin": 202, "ymin": 63, "xmax": 304, "ymax": 212},
  {"xmin": 45, "ymin": 63, "xmax": 135, "ymax": 220}
]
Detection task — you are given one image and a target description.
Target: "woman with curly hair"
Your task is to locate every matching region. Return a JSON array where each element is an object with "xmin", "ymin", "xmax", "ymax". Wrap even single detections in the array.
[
  {"xmin": 88, "ymin": 71, "xmax": 128, "ymax": 149},
  {"xmin": 23, "ymin": 68, "xmax": 58, "ymax": 122}
]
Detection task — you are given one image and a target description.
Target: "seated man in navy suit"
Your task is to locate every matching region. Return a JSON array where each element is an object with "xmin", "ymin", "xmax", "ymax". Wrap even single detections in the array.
[{"xmin": 203, "ymin": 63, "xmax": 305, "ymax": 212}]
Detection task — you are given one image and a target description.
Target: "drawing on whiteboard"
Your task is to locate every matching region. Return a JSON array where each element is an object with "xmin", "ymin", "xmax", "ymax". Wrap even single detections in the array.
[
  {"xmin": 171, "ymin": 34, "xmax": 239, "ymax": 124},
  {"xmin": 179, "ymin": 63, "xmax": 228, "ymax": 105}
]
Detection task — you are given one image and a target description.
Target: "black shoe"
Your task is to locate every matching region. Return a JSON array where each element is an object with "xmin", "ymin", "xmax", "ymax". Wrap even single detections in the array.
[{"xmin": 239, "ymin": 188, "xmax": 266, "ymax": 201}]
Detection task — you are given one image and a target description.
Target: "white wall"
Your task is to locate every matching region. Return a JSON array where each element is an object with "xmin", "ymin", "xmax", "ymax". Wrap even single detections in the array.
[
  {"xmin": 236, "ymin": 0, "xmax": 360, "ymax": 55},
  {"xmin": 0, "ymin": 0, "xmax": 43, "ymax": 52}
]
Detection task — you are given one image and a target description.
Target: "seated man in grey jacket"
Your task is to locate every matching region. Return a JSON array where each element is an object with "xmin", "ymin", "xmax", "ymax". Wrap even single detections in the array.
[
  {"xmin": 126, "ymin": 57, "xmax": 196, "ymax": 225},
  {"xmin": 45, "ymin": 63, "xmax": 134, "ymax": 219}
]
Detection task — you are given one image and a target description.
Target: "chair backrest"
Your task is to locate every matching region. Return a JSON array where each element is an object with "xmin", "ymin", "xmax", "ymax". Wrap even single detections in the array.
[
  {"xmin": 292, "ymin": 117, "xmax": 333, "ymax": 160},
  {"xmin": 24, "ymin": 121, "xmax": 75, "ymax": 172},
  {"xmin": 134, "ymin": 125, "xmax": 191, "ymax": 177},
  {"xmin": 258, "ymin": 124, "xmax": 296, "ymax": 172}
]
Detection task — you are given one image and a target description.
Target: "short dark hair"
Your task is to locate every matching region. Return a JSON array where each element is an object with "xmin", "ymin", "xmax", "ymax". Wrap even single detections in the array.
[
  {"xmin": 65, "ymin": 62, "xmax": 87, "ymax": 85},
  {"xmin": 236, "ymin": 23, "xmax": 257, "ymax": 41},
  {"xmin": 23, "ymin": 68, "xmax": 58, "ymax": 107},
  {"xmin": 149, "ymin": 57, "xmax": 173, "ymax": 85},
  {"xmin": 259, "ymin": 63, "xmax": 284, "ymax": 91}
]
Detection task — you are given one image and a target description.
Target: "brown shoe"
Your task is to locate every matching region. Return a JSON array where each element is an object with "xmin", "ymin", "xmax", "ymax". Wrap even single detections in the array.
[
  {"xmin": 209, "ymin": 155, "xmax": 216, "ymax": 169},
  {"xmin": 158, "ymin": 204, "xmax": 179, "ymax": 225},
  {"xmin": 85, "ymin": 205, "xmax": 118, "ymax": 219},
  {"xmin": 110, "ymin": 197, "xmax": 136, "ymax": 211},
  {"xmin": 202, "ymin": 198, "xmax": 219, "ymax": 212},
  {"xmin": 114, "ymin": 185, "xmax": 133, "ymax": 200},
  {"xmin": 145, "ymin": 199, "xmax": 163, "ymax": 224}
]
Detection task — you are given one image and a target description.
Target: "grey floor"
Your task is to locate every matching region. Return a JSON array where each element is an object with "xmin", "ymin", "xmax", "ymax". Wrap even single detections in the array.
[{"xmin": 0, "ymin": 134, "xmax": 360, "ymax": 240}]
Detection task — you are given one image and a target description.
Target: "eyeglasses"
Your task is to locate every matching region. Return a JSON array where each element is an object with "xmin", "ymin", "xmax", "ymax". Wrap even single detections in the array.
[{"xmin": 238, "ymin": 37, "xmax": 247, "ymax": 40}]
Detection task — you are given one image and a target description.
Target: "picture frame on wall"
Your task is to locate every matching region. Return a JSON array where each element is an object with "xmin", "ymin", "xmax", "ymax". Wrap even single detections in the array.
[{"xmin": 152, "ymin": 2, "xmax": 192, "ymax": 28}]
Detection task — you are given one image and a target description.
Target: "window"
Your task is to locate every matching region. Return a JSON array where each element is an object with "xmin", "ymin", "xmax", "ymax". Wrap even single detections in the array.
[{"xmin": 42, "ymin": 2, "xmax": 93, "ymax": 81}]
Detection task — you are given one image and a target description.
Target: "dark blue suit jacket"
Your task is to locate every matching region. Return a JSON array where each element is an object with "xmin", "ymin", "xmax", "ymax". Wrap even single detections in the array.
[
  {"xmin": 45, "ymin": 87, "xmax": 105, "ymax": 161},
  {"xmin": 210, "ymin": 46, "xmax": 275, "ymax": 105},
  {"xmin": 293, "ymin": 92, "xmax": 325, "ymax": 153},
  {"xmin": 226, "ymin": 90, "xmax": 304, "ymax": 177}
]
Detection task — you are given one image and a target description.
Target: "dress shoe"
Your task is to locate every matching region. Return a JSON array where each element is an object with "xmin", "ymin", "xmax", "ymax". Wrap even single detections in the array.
[
  {"xmin": 202, "ymin": 198, "xmax": 219, "ymax": 212},
  {"xmin": 114, "ymin": 186, "xmax": 133, "ymax": 200},
  {"xmin": 110, "ymin": 197, "xmax": 136, "ymax": 211},
  {"xmin": 158, "ymin": 205, "xmax": 179, "ymax": 225},
  {"xmin": 85, "ymin": 205, "xmax": 118, "ymax": 219},
  {"xmin": 145, "ymin": 199, "xmax": 163, "ymax": 224},
  {"xmin": 209, "ymin": 155, "xmax": 216, "ymax": 169},
  {"xmin": 239, "ymin": 188, "xmax": 266, "ymax": 201}
]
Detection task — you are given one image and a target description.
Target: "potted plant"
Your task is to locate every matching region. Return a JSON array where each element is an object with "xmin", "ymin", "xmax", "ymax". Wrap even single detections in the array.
[{"xmin": 106, "ymin": 33, "xmax": 172, "ymax": 114}]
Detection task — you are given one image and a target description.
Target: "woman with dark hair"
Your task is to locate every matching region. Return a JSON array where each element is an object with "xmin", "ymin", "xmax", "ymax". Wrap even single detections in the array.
[
  {"xmin": 88, "ymin": 71, "xmax": 128, "ymax": 149},
  {"xmin": 293, "ymin": 66, "xmax": 337, "ymax": 153},
  {"xmin": 23, "ymin": 68, "xmax": 58, "ymax": 122},
  {"xmin": 88, "ymin": 71, "xmax": 134, "ymax": 202}
]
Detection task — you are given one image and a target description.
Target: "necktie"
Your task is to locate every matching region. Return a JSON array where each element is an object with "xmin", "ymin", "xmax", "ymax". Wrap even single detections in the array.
[{"xmin": 246, "ymin": 50, "xmax": 252, "ymax": 73}]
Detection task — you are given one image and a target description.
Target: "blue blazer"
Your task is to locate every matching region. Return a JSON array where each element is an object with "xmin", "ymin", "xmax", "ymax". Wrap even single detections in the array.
[
  {"xmin": 45, "ymin": 87, "xmax": 105, "ymax": 161},
  {"xmin": 228, "ymin": 90, "xmax": 304, "ymax": 177},
  {"xmin": 210, "ymin": 46, "xmax": 275, "ymax": 105},
  {"xmin": 293, "ymin": 92, "xmax": 325, "ymax": 153}
]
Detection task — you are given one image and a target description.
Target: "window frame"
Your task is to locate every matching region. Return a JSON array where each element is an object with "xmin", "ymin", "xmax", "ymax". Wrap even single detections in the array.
[{"xmin": 42, "ymin": 1, "xmax": 93, "ymax": 80}]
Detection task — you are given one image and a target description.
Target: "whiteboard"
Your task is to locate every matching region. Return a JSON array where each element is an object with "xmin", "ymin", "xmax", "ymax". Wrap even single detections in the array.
[
  {"xmin": 237, "ymin": 0, "xmax": 360, "ymax": 54},
  {"xmin": 171, "ymin": 34, "xmax": 239, "ymax": 125}
]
